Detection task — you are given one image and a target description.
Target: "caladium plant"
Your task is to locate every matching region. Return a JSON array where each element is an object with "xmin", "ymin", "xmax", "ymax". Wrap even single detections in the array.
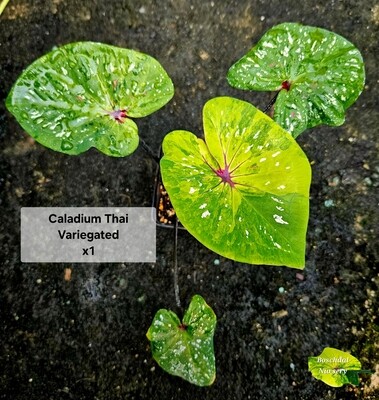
[
  {"xmin": 160, "ymin": 96, "xmax": 311, "ymax": 269},
  {"xmin": 146, "ymin": 295, "xmax": 217, "ymax": 386},
  {"xmin": 308, "ymin": 347, "xmax": 372, "ymax": 387},
  {"xmin": 6, "ymin": 42, "xmax": 174, "ymax": 157},
  {"xmin": 5, "ymin": 28, "xmax": 367, "ymax": 388},
  {"xmin": 227, "ymin": 22, "xmax": 365, "ymax": 138}
]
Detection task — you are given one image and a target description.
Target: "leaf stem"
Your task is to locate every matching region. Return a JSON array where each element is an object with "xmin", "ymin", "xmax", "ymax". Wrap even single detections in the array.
[
  {"xmin": 356, "ymin": 369, "xmax": 375, "ymax": 375},
  {"xmin": 263, "ymin": 91, "xmax": 280, "ymax": 114},
  {"xmin": 139, "ymin": 137, "xmax": 160, "ymax": 164},
  {"xmin": 173, "ymin": 217, "xmax": 181, "ymax": 309}
]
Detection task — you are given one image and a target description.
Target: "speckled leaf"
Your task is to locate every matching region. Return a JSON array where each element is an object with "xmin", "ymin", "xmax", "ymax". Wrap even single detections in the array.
[
  {"xmin": 308, "ymin": 347, "xmax": 361, "ymax": 387},
  {"xmin": 6, "ymin": 42, "xmax": 174, "ymax": 156},
  {"xmin": 146, "ymin": 295, "xmax": 216, "ymax": 387},
  {"xmin": 161, "ymin": 97, "xmax": 311, "ymax": 268},
  {"xmin": 227, "ymin": 23, "xmax": 365, "ymax": 137}
]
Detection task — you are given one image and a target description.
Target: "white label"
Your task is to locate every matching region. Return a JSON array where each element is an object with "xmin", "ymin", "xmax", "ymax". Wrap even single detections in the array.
[{"xmin": 21, "ymin": 207, "xmax": 156, "ymax": 263}]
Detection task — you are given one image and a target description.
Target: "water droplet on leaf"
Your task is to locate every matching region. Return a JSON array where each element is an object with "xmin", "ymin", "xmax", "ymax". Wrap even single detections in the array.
[{"xmin": 61, "ymin": 140, "xmax": 74, "ymax": 151}]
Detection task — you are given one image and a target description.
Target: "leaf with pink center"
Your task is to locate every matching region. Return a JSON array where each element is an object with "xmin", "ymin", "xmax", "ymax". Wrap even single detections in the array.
[
  {"xmin": 227, "ymin": 23, "xmax": 365, "ymax": 138},
  {"xmin": 160, "ymin": 97, "xmax": 311, "ymax": 268},
  {"xmin": 6, "ymin": 42, "xmax": 174, "ymax": 157},
  {"xmin": 146, "ymin": 295, "xmax": 216, "ymax": 386}
]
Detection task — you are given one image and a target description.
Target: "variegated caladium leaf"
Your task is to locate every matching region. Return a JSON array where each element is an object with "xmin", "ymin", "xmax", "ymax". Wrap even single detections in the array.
[
  {"xmin": 160, "ymin": 97, "xmax": 311, "ymax": 269},
  {"xmin": 227, "ymin": 23, "xmax": 365, "ymax": 138},
  {"xmin": 308, "ymin": 347, "xmax": 363, "ymax": 387},
  {"xmin": 6, "ymin": 42, "xmax": 174, "ymax": 156},
  {"xmin": 146, "ymin": 295, "xmax": 216, "ymax": 386}
]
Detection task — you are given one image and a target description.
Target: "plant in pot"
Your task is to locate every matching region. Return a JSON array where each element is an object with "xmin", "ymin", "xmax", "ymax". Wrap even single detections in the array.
[
  {"xmin": 149, "ymin": 23, "xmax": 364, "ymax": 385},
  {"xmin": 5, "ymin": 22, "xmax": 365, "ymax": 387}
]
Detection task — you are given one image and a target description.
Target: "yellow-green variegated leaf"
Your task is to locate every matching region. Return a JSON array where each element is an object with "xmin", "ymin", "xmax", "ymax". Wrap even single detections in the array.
[
  {"xmin": 160, "ymin": 97, "xmax": 311, "ymax": 268},
  {"xmin": 227, "ymin": 23, "xmax": 365, "ymax": 138},
  {"xmin": 146, "ymin": 295, "xmax": 216, "ymax": 386},
  {"xmin": 6, "ymin": 42, "xmax": 174, "ymax": 157},
  {"xmin": 308, "ymin": 348, "xmax": 362, "ymax": 387}
]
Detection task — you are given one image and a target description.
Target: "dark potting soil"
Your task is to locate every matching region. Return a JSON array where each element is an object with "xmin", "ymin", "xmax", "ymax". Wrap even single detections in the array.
[{"xmin": 0, "ymin": 1, "xmax": 378, "ymax": 399}]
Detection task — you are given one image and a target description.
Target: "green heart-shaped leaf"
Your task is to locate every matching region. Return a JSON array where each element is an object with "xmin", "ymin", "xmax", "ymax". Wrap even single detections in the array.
[
  {"xmin": 146, "ymin": 295, "xmax": 216, "ymax": 386},
  {"xmin": 227, "ymin": 23, "xmax": 365, "ymax": 137},
  {"xmin": 308, "ymin": 347, "xmax": 362, "ymax": 387},
  {"xmin": 160, "ymin": 97, "xmax": 311, "ymax": 268},
  {"xmin": 6, "ymin": 42, "xmax": 174, "ymax": 156}
]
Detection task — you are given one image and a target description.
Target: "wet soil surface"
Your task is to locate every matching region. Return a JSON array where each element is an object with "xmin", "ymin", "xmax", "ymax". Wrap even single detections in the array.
[{"xmin": 0, "ymin": 1, "xmax": 378, "ymax": 399}]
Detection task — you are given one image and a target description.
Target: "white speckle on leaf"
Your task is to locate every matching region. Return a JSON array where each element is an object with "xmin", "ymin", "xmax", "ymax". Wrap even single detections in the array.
[
  {"xmin": 201, "ymin": 210, "xmax": 210, "ymax": 218},
  {"xmin": 262, "ymin": 41, "xmax": 275, "ymax": 48},
  {"xmin": 273, "ymin": 214, "xmax": 288, "ymax": 225},
  {"xmin": 199, "ymin": 203, "xmax": 207, "ymax": 209},
  {"xmin": 189, "ymin": 187, "xmax": 196, "ymax": 194},
  {"xmin": 253, "ymin": 130, "xmax": 261, "ymax": 139},
  {"xmin": 274, "ymin": 242, "xmax": 282, "ymax": 249},
  {"xmin": 277, "ymin": 185, "xmax": 286, "ymax": 190},
  {"xmin": 128, "ymin": 62, "xmax": 135, "ymax": 73},
  {"xmin": 256, "ymin": 49, "xmax": 267, "ymax": 59},
  {"xmin": 272, "ymin": 151, "xmax": 281, "ymax": 157},
  {"xmin": 176, "ymin": 345, "xmax": 186, "ymax": 354},
  {"xmin": 271, "ymin": 196, "xmax": 284, "ymax": 204},
  {"xmin": 259, "ymin": 157, "xmax": 266, "ymax": 162},
  {"xmin": 282, "ymin": 46, "xmax": 290, "ymax": 57},
  {"xmin": 29, "ymin": 110, "xmax": 43, "ymax": 120},
  {"xmin": 244, "ymin": 144, "xmax": 253, "ymax": 153}
]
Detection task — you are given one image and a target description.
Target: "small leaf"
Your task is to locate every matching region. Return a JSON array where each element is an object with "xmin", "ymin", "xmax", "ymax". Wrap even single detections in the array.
[
  {"xmin": 146, "ymin": 295, "xmax": 216, "ymax": 386},
  {"xmin": 308, "ymin": 347, "xmax": 362, "ymax": 387},
  {"xmin": 160, "ymin": 97, "xmax": 311, "ymax": 268},
  {"xmin": 227, "ymin": 23, "xmax": 365, "ymax": 137},
  {"xmin": 6, "ymin": 42, "xmax": 174, "ymax": 157}
]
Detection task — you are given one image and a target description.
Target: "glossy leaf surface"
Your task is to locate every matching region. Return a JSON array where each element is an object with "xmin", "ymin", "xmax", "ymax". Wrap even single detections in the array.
[
  {"xmin": 161, "ymin": 97, "xmax": 311, "ymax": 268},
  {"xmin": 6, "ymin": 42, "xmax": 174, "ymax": 156},
  {"xmin": 227, "ymin": 23, "xmax": 365, "ymax": 137},
  {"xmin": 308, "ymin": 347, "xmax": 362, "ymax": 387},
  {"xmin": 146, "ymin": 295, "xmax": 216, "ymax": 386}
]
